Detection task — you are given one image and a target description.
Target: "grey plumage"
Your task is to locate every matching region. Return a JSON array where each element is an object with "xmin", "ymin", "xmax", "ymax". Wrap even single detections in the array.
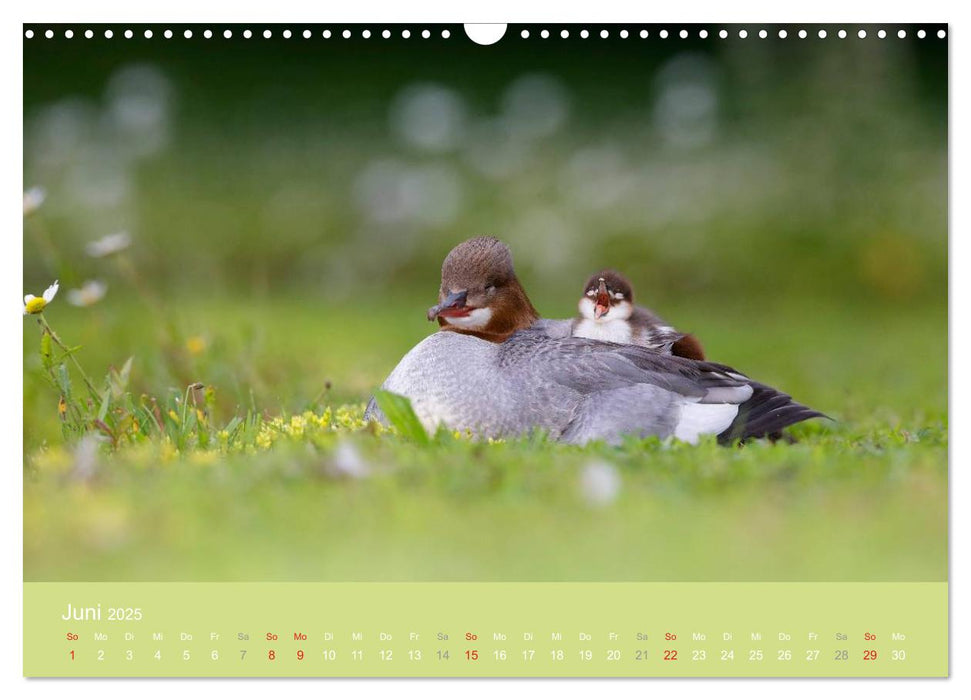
[
  {"xmin": 364, "ymin": 324, "xmax": 824, "ymax": 445},
  {"xmin": 555, "ymin": 313, "xmax": 683, "ymax": 352}
]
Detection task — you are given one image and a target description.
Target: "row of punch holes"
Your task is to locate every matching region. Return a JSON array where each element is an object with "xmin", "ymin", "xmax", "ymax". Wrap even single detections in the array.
[
  {"xmin": 25, "ymin": 27, "xmax": 453, "ymax": 40},
  {"xmin": 24, "ymin": 26, "xmax": 947, "ymax": 41}
]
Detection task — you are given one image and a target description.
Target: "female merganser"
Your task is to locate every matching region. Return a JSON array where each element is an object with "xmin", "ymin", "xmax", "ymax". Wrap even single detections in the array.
[
  {"xmin": 573, "ymin": 269, "xmax": 706, "ymax": 360},
  {"xmin": 365, "ymin": 237, "xmax": 823, "ymax": 445}
]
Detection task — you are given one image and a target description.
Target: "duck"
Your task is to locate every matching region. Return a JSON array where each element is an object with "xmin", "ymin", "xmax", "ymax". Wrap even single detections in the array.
[
  {"xmin": 573, "ymin": 269, "xmax": 706, "ymax": 360},
  {"xmin": 364, "ymin": 237, "xmax": 823, "ymax": 445}
]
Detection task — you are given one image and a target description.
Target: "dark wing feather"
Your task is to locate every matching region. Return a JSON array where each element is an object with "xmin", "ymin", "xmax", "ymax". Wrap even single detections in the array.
[{"xmin": 717, "ymin": 380, "xmax": 828, "ymax": 444}]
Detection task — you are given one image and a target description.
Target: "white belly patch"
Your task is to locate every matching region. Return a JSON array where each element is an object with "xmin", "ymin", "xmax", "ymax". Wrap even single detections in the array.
[{"xmin": 573, "ymin": 319, "xmax": 633, "ymax": 345}]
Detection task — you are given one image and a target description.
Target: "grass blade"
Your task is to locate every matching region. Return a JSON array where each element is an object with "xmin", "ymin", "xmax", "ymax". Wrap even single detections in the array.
[{"xmin": 372, "ymin": 390, "xmax": 429, "ymax": 445}]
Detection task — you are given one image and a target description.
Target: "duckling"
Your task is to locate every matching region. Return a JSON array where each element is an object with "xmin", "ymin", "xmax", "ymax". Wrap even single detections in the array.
[{"xmin": 573, "ymin": 269, "xmax": 705, "ymax": 360}]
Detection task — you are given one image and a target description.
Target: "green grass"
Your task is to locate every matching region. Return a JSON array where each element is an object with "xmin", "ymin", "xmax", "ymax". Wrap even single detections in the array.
[{"xmin": 23, "ymin": 295, "xmax": 947, "ymax": 582}]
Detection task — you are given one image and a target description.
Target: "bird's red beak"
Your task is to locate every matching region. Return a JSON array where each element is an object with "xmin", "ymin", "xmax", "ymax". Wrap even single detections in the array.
[
  {"xmin": 427, "ymin": 290, "xmax": 470, "ymax": 321},
  {"xmin": 594, "ymin": 279, "xmax": 610, "ymax": 319}
]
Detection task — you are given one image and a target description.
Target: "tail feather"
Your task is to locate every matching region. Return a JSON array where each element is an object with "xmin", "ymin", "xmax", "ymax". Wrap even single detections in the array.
[
  {"xmin": 744, "ymin": 406, "xmax": 824, "ymax": 437},
  {"xmin": 718, "ymin": 381, "xmax": 827, "ymax": 444}
]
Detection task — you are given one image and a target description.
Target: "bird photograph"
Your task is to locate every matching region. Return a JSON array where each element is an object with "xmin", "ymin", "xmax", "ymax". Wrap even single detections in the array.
[{"xmin": 22, "ymin": 24, "xmax": 946, "ymax": 585}]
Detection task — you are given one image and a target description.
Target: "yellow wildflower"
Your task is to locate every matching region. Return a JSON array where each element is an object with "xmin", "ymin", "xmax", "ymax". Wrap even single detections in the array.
[{"xmin": 186, "ymin": 336, "xmax": 207, "ymax": 356}]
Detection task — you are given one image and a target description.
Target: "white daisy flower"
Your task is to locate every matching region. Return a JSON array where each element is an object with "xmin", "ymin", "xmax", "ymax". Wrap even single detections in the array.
[
  {"xmin": 578, "ymin": 460, "xmax": 622, "ymax": 507},
  {"xmin": 23, "ymin": 187, "xmax": 47, "ymax": 216},
  {"xmin": 85, "ymin": 231, "xmax": 132, "ymax": 258},
  {"xmin": 66, "ymin": 280, "xmax": 108, "ymax": 307},
  {"xmin": 23, "ymin": 280, "xmax": 59, "ymax": 315},
  {"xmin": 327, "ymin": 440, "xmax": 371, "ymax": 479}
]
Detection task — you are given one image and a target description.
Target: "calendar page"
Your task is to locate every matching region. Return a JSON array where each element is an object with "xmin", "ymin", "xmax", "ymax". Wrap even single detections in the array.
[{"xmin": 21, "ymin": 20, "xmax": 948, "ymax": 679}]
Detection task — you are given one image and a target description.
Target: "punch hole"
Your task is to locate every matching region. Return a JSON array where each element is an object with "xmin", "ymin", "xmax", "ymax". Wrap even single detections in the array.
[
  {"xmin": 105, "ymin": 29, "xmax": 113, "ymax": 38},
  {"xmin": 917, "ymin": 29, "xmax": 926, "ymax": 38},
  {"xmin": 464, "ymin": 24, "xmax": 506, "ymax": 45},
  {"xmin": 85, "ymin": 29, "xmax": 93, "ymax": 39},
  {"xmin": 25, "ymin": 29, "xmax": 34, "ymax": 38},
  {"xmin": 679, "ymin": 29, "xmax": 688, "ymax": 39},
  {"xmin": 659, "ymin": 29, "xmax": 668, "ymax": 39},
  {"xmin": 184, "ymin": 29, "xmax": 193, "ymax": 39},
  {"xmin": 165, "ymin": 29, "xmax": 173, "ymax": 39},
  {"xmin": 937, "ymin": 29, "xmax": 946, "ymax": 38},
  {"xmin": 640, "ymin": 29, "xmax": 649, "ymax": 38}
]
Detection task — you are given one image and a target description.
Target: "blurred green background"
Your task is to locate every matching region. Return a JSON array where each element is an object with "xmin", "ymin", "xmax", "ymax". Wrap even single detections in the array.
[{"xmin": 23, "ymin": 25, "xmax": 947, "ymax": 581}]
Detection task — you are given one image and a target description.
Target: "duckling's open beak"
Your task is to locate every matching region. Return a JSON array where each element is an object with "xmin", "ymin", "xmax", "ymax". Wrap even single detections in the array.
[
  {"xmin": 427, "ymin": 289, "xmax": 469, "ymax": 321},
  {"xmin": 594, "ymin": 280, "xmax": 610, "ymax": 319}
]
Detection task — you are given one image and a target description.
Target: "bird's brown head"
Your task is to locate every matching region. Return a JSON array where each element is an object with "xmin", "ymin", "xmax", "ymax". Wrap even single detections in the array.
[
  {"xmin": 426, "ymin": 237, "xmax": 540, "ymax": 343},
  {"xmin": 578, "ymin": 269, "xmax": 635, "ymax": 321}
]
